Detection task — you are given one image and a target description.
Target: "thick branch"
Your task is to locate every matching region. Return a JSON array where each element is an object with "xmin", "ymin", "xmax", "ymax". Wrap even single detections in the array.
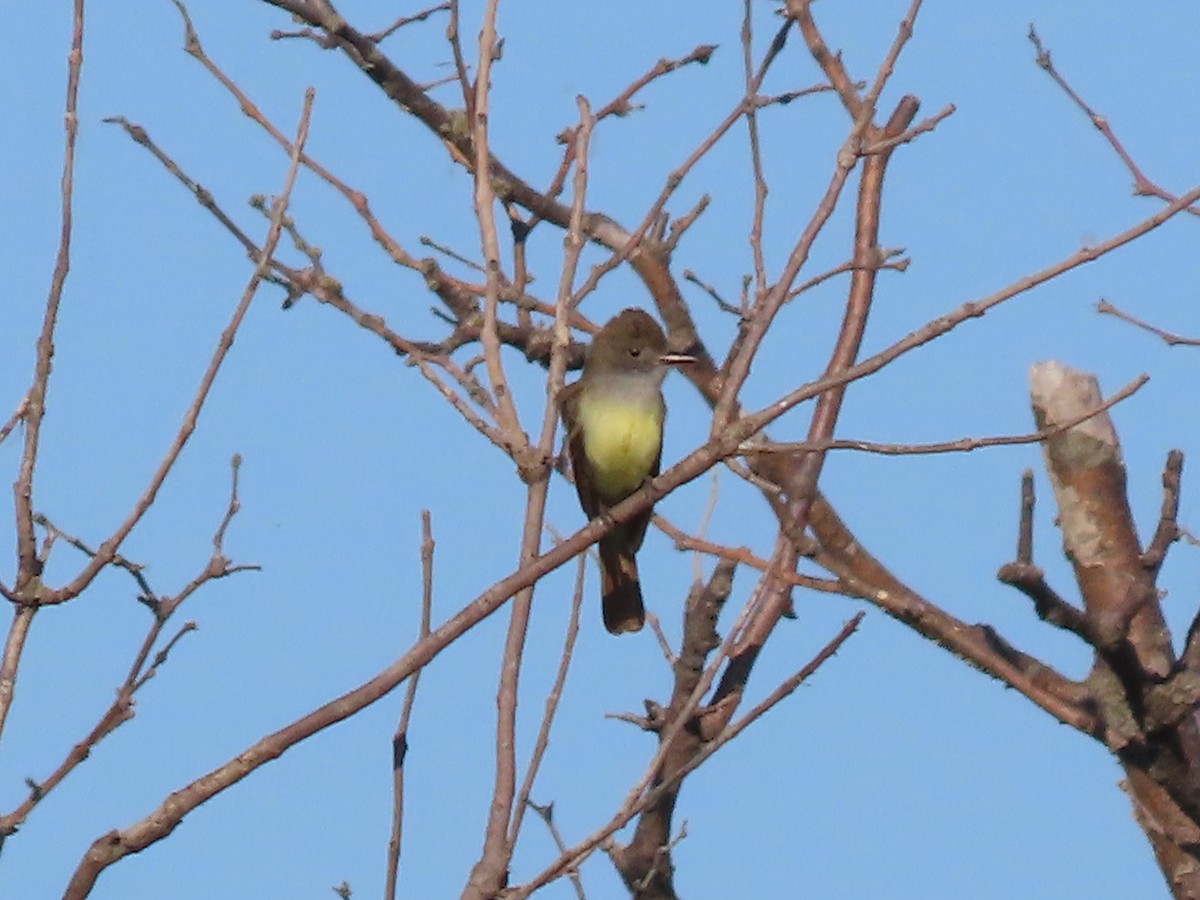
[{"xmin": 1030, "ymin": 361, "xmax": 1200, "ymax": 896}]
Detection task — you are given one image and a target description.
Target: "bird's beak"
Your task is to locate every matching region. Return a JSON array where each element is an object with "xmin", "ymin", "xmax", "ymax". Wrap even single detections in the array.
[{"xmin": 660, "ymin": 353, "xmax": 696, "ymax": 366}]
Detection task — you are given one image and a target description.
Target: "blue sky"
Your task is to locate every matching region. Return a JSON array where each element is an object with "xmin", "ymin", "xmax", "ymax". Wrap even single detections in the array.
[{"xmin": 3, "ymin": 2, "xmax": 1199, "ymax": 898}]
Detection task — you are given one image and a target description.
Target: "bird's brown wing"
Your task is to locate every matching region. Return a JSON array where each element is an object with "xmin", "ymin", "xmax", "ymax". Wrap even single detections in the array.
[{"xmin": 558, "ymin": 381, "xmax": 602, "ymax": 519}]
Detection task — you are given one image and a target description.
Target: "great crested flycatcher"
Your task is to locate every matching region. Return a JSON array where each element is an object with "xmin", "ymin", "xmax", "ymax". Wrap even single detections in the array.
[{"xmin": 558, "ymin": 308, "xmax": 693, "ymax": 634}]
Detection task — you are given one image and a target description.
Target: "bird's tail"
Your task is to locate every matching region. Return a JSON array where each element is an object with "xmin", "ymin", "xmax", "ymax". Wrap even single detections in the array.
[{"xmin": 599, "ymin": 537, "xmax": 645, "ymax": 634}]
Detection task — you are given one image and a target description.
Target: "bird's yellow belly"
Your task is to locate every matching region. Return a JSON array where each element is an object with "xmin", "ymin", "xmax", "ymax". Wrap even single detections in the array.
[{"xmin": 578, "ymin": 398, "xmax": 663, "ymax": 500}]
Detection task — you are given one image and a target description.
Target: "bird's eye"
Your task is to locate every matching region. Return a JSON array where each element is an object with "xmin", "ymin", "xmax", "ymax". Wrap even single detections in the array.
[{"xmin": 629, "ymin": 347, "xmax": 641, "ymax": 358}]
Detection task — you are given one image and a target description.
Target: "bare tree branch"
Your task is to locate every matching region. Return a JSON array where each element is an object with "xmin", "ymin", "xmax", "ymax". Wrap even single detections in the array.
[{"xmin": 385, "ymin": 510, "xmax": 435, "ymax": 900}]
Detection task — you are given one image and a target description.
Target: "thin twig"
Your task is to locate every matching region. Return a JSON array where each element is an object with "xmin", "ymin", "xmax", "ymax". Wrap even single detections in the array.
[
  {"xmin": 645, "ymin": 611, "xmax": 677, "ymax": 666},
  {"xmin": 783, "ymin": 251, "xmax": 908, "ymax": 304},
  {"xmin": 860, "ymin": 104, "xmax": 955, "ymax": 155},
  {"xmin": 212, "ymin": 453, "xmax": 243, "ymax": 557},
  {"xmin": 446, "ymin": 0, "xmax": 473, "ymax": 112},
  {"xmin": 1097, "ymin": 299, "xmax": 1200, "ymax": 347},
  {"xmin": 0, "ymin": 394, "xmax": 29, "ymax": 451},
  {"xmin": 863, "ymin": 0, "xmax": 923, "ymax": 112},
  {"xmin": 508, "ymin": 553, "xmax": 585, "ymax": 848},
  {"xmin": 385, "ymin": 511, "xmax": 435, "ymax": 900},
  {"xmin": 0, "ymin": 0, "xmax": 87, "ymax": 746},
  {"xmin": 471, "ymin": 0, "xmax": 523, "ymax": 452},
  {"xmin": 656, "ymin": 518, "xmax": 840, "ymax": 593},
  {"xmin": 691, "ymin": 471, "xmax": 721, "ymax": 583},
  {"xmin": 739, "ymin": 373, "xmax": 1148, "ymax": 457},
  {"xmin": 787, "ymin": 0, "xmax": 864, "ymax": 117},
  {"xmin": 683, "ymin": 269, "xmax": 740, "ymax": 316},
  {"xmin": 526, "ymin": 802, "xmax": 587, "ymax": 900},
  {"xmin": 33, "ymin": 514, "xmax": 155, "ymax": 603},
  {"xmin": 742, "ymin": 0, "xmax": 769, "ymax": 295},
  {"xmin": 420, "ymin": 234, "xmax": 486, "ymax": 272},
  {"xmin": 1143, "ymin": 451, "xmax": 1184, "ymax": 575},
  {"xmin": 369, "ymin": 1, "xmax": 450, "ymax": 42},
  {"xmin": 1029, "ymin": 25, "xmax": 1200, "ymax": 216}
]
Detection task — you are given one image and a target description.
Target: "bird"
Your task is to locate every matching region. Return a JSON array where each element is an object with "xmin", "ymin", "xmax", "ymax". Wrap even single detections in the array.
[{"xmin": 558, "ymin": 308, "xmax": 693, "ymax": 633}]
